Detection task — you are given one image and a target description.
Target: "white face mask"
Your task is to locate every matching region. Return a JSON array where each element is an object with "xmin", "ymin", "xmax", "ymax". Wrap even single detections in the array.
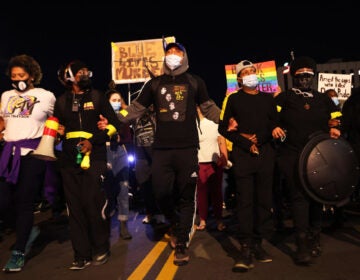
[
  {"xmin": 331, "ymin": 97, "xmax": 340, "ymax": 106},
  {"xmin": 165, "ymin": 54, "xmax": 182, "ymax": 70},
  {"xmin": 110, "ymin": 101, "xmax": 121, "ymax": 112},
  {"xmin": 242, "ymin": 74, "xmax": 258, "ymax": 89}
]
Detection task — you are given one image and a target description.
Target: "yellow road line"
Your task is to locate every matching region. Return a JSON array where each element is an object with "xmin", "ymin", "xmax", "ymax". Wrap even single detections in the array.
[
  {"xmin": 127, "ymin": 237, "xmax": 169, "ymax": 280},
  {"xmin": 156, "ymin": 226, "xmax": 197, "ymax": 279},
  {"xmin": 156, "ymin": 250, "xmax": 178, "ymax": 280},
  {"xmin": 128, "ymin": 228, "xmax": 197, "ymax": 279}
]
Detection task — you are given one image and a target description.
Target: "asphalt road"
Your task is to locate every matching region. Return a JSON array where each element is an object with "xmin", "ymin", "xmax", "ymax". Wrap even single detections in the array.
[{"xmin": 1, "ymin": 204, "xmax": 360, "ymax": 280}]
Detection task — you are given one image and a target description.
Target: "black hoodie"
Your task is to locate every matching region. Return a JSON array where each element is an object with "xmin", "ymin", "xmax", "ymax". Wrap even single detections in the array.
[{"xmin": 118, "ymin": 43, "xmax": 220, "ymax": 149}]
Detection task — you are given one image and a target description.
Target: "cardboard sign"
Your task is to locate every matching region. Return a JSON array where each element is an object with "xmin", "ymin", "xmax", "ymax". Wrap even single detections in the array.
[
  {"xmin": 318, "ymin": 73, "xmax": 352, "ymax": 100},
  {"xmin": 225, "ymin": 60, "xmax": 278, "ymax": 94},
  {"xmin": 111, "ymin": 36, "xmax": 175, "ymax": 84}
]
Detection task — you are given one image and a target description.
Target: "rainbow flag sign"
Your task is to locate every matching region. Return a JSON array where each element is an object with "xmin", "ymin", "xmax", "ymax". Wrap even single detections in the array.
[{"xmin": 225, "ymin": 60, "xmax": 279, "ymax": 94}]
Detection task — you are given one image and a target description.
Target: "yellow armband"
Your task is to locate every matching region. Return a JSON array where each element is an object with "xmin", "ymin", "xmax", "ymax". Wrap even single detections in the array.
[
  {"xmin": 331, "ymin": 111, "xmax": 342, "ymax": 119},
  {"xmin": 106, "ymin": 124, "xmax": 116, "ymax": 137}
]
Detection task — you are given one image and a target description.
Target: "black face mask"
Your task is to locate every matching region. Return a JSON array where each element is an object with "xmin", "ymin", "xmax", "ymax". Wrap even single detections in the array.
[
  {"xmin": 12, "ymin": 79, "xmax": 29, "ymax": 92},
  {"xmin": 77, "ymin": 75, "xmax": 92, "ymax": 90},
  {"xmin": 293, "ymin": 73, "xmax": 314, "ymax": 90}
]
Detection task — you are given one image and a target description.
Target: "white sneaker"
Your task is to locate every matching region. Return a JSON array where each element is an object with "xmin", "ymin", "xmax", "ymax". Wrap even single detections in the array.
[{"xmin": 142, "ymin": 215, "xmax": 152, "ymax": 224}]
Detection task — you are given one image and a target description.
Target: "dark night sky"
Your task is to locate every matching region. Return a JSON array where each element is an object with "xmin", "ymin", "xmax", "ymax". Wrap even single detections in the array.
[{"xmin": 0, "ymin": 4, "xmax": 358, "ymax": 106}]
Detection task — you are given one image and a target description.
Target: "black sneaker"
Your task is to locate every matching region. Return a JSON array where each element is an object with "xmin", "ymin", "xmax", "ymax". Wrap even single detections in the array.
[
  {"xmin": 173, "ymin": 243, "xmax": 189, "ymax": 266},
  {"xmin": 93, "ymin": 251, "xmax": 110, "ymax": 266},
  {"xmin": 252, "ymin": 243, "xmax": 272, "ymax": 263},
  {"xmin": 308, "ymin": 234, "xmax": 322, "ymax": 257},
  {"xmin": 69, "ymin": 259, "xmax": 91, "ymax": 270},
  {"xmin": 120, "ymin": 222, "xmax": 132, "ymax": 240},
  {"xmin": 232, "ymin": 244, "xmax": 254, "ymax": 273},
  {"xmin": 310, "ymin": 243, "xmax": 322, "ymax": 257},
  {"xmin": 294, "ymin": 238, "xmax": 312, "ymax": 265}
]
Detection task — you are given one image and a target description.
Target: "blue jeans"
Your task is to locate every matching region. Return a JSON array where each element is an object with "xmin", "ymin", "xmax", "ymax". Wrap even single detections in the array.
[{"xmin": 106, "ymin": 144, "xmax": 130, "ymax": 221}]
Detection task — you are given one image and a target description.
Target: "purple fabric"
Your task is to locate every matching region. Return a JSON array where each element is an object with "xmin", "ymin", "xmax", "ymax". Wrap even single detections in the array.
[
  {"xmin": 43, "ymin": 161, "xmax": 59, "ymax": 204},
  {"xmin": 0, "ymin": 138, "xmax": 40, "ymax": 184}
]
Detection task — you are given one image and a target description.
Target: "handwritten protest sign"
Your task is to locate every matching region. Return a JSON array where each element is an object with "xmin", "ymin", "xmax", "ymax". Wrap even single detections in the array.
[
  {"xmin": 225, "ymin": 60, "xmax": 278, "ymax": 95},
  {"xmin": 318, "ymin": 73, "xmax": 352, "ymax": 100},
  {"xmin": 111, "ymin": 37, "xmax": 175, "ymax": 84}
]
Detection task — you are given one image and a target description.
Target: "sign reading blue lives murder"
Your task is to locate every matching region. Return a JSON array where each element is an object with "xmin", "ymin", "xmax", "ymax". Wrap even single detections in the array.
[
  {"xmin": 318, "ymin": 73, "xmax": 352, "ymax": 101},
  {"xmin": 111, "ymin": 37, "xmax": 175, "ymax": 84}
]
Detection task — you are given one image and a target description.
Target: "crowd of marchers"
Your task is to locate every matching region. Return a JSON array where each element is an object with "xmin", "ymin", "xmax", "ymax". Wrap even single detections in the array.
[{"xmin": 0, "ymin": 46, "xmax": 359, "ymax": 274}]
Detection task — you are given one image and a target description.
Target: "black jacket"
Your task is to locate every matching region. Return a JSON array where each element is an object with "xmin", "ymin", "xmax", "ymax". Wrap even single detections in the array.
[
  {"xmin": 117, "ymin": 46, "xmax": 220, "ymax": 149},
  {"xmin": 54, "ymin": 88, "xmax": 123, "ymax": 165}
]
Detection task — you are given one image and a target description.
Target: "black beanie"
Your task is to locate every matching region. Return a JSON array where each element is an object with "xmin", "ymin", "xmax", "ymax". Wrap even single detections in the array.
[
  {"xmin": 290, "ymin": 56, "xmax": 317, "ymax": 77},
  {"xmin": 69, "ymin": 60, "xmax": 87, "ymax": 76}
]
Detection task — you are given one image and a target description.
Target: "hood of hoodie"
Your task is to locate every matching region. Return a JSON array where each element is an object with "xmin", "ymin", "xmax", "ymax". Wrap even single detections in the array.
[{"xmin": 163, "ymin": 47, "xmax": 189, "ymax": 76}]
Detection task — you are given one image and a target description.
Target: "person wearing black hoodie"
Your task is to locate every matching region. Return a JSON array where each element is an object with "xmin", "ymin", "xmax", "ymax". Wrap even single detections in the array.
[
  {"xmin": 103, "ymin": 41, "xmax": 221, "ymax": 266},
  {"xmin": 274, "ymin": 56, "xmax": 342, "ymax": 266}
]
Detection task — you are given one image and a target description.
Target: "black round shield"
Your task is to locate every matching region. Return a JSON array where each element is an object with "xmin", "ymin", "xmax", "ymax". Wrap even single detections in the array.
[{"xmin": 298, "ymin": 132, "xmax": 360, "ymax": 206}]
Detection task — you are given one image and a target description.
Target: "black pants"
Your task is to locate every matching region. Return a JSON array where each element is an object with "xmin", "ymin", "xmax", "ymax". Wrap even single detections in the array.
[
  {"xmin": 232, "ymin": 143, "xmax": 275, "ymax": 244},
  {"xmin": 0, "ymin": 155, "xmax": 46, "ymax": 252},
  {"xmin": 135, "ymin": 146, "xmax": 160, "ymax": 215},
  {"xmin": 277, "ymin": 148, "xmax": 322, "ymax": 235},
  {"xmin": 61, "ymin": 160, "xmax": 110, "ymax": 261},
  {"xmin": 152, "ymin": 148, "xmax": 198, "ymax": 245}
]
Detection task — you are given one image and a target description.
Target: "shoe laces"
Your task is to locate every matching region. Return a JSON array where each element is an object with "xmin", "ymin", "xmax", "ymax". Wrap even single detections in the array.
[{"xmin": 9, "ymin": 251, "xmax": 25, "ymax": 265}]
